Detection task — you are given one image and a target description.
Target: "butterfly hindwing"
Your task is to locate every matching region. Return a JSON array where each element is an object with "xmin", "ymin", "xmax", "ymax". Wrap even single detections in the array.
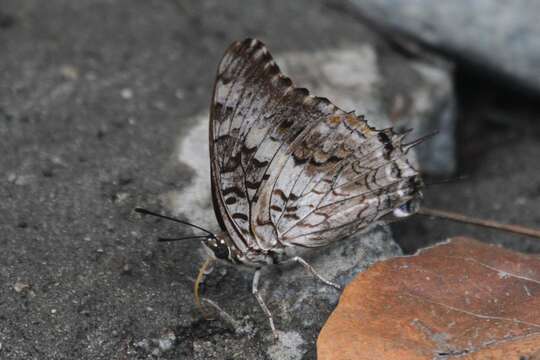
[{"xmin": 265, "ymin": 113, "xmax": 422, "ymax": 247}]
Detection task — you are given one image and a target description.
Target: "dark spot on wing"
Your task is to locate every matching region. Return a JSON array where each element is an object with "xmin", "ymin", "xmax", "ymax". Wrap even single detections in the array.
[
  {"xmin": 279, "ymin": 118, "xmax": 294, "ymax": 130},
  {"xmin": 246, "ymin": 180, "xmax": 261, "ymax": 190},
  {"xmin": 288, "ymin": 193, "xmax": 299, "ymax": 201},
  {"xmin": 293, "ymin": 155, "xmax": 309, "ymax": 166},
  {"xmin": 283, "ymin": 213, "xmax": 300, "ymax": 220},
  {"xmin": 232, "ymin": 213, "xmax": 249, "ymax": 221},
  {"xmin": 223, "ymin": 186, "xmax": 246, "ymax": 198},
  {"xmin": 309, "ymin": 154, "xmax": 342, "ymax": 167},
  {"xmin": 241, "ymin": 144, "xmax": 257, "ymax": 156},
  {"xmin": 377, "ymin": 131, "xmax": 394, "ymax": 160},
  {"xmin": 391, "ymin": 162, "xmax": 402, "ymax": 178},
  {"xmin": 273, "ymin": 189, "xmax": 288, "ymax": 202},
  {"xmin": 378, "ymin": 131, "xmax": 390, "ymax": 144},
  {"xmin": 252, "ymin": 157, "xmax": 269, "ymax": 168}
]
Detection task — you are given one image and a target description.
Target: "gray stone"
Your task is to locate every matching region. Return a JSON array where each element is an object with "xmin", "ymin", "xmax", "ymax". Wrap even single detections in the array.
[{"xmin": 348, "ymin": 0, "xmax": 540, "ymax": 93}]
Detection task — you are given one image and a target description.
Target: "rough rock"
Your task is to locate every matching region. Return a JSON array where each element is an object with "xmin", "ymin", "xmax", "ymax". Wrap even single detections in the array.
[{"xmin": 348, "ymin": 0, "xmax": 540, "ymax": 94}]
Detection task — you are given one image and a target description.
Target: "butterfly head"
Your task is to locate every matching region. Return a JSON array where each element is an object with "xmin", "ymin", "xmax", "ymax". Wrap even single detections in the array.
[
  {"xmin": 202, "ymin": 233, "xmax": 236, "ymax": 262},
  {"xmin": 134, "ymin": 208, "xmax": 239, "ymax": 262}
]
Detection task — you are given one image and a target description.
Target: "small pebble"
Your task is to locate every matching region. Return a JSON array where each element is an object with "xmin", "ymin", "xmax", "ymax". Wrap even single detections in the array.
[
  {"xmin": 122, "ymin": 263, "xmax": 131, "ymax": 275},
  {"xmin": 50, "ymin": 156, "xmax": 65, "ymax": 166},
  {"xmin": 112, "ymin": 192, "xmax": 129, "ymax": 203},
  {"xmin": 158, "ymin": 331, "xmax": 176, "ymax": 352},
  {"xmin": 134, "ymin": 339, "xmax": 150, "ymax": 351},
  {"xmin": 60, "ymin": 65, "xmax": 79, "ymax": 80},
  {"xmin": 13, "ymin": 281, "xmax": 30, "ymax": 293},
  {"xmin": 121, "ymin": 88, "xmax": 133, "ymax": 99},
  {"xmin": 151, "ymin": 348, "xmax": 161, "ymax": 356},
  {"xmin": 175, "ymin": 89, "xmax": 185, "ymax": 99}
]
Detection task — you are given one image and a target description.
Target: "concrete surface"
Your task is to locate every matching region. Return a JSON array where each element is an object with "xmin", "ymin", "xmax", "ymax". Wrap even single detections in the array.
[{"xmin": 1, "ymin": 0, "xmax": 539, "ymax": 359}]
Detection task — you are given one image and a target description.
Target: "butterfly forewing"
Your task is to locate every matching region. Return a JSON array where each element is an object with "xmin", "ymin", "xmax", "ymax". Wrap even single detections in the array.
[{"xmin": 210, "ymin": 39, "xmax": 422, "ymax": 255}]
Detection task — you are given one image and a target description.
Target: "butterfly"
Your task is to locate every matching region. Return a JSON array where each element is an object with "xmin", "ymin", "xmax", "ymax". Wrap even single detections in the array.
[{"xmin": 136, "ymin": 38, "xmax": 424, "ymax": 340}]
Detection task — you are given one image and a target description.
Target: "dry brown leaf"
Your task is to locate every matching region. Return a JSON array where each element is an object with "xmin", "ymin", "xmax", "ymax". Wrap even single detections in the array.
[{"xmin": 318, "ymin": 237, "xmax": 540, "ymax": 360}]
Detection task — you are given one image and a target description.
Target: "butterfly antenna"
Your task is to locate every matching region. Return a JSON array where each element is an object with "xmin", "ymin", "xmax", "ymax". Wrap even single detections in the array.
[
  {"xmin": 158, "ymin": 235, "xmax": 210, "ymax": 242},
  {"xmin": 418, "ymin": 207, "xmax": 540, "ymax": 240},
  {"xmin": 403, "ymin": 130, "xmax": 439, "ymax": 152},
  {"xmin": 134, "ymin": 208, "xmax": 215, "ymax": 237}
]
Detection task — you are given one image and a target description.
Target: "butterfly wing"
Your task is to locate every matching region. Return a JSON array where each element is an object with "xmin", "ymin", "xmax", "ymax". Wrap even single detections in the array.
[
  {"xmin": 270, "ymin": 119, "xmax": 423, "ymax": 247},
  {"xmin": 210, "ymin": 38, "xmax": 422, "ymax": 254},
  {"xmin": 210, "ymin": 39, "xmax": 347, "ymax": 252}
]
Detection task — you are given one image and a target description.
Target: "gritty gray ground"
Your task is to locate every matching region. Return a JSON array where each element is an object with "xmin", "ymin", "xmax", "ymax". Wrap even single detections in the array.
[{"xmin": 1, "ymin": 1, "xmax": 539, "ymax": 360}]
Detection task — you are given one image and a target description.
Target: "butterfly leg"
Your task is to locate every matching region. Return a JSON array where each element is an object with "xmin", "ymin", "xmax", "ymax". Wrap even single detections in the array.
[
  {"xmin": 252, "ymin": 269, "xmax": 278, "ymax": 340},
  {"xmin": 194, "ymin": 257, "xmax": 216, "ymax": 320},
  {"xmin": 200, "ymin": 298, "xmax": 241, "ymax": 333},
  {"xmin": 286, "ymin": 256, "xmax": 341, "ymax": 290}
]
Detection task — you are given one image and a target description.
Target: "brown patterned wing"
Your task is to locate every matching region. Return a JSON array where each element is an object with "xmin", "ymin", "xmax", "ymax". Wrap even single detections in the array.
[
  {"xmin": 210, "ymin": 39, "xmax": 346, "ymax": 252},
  {"xmin": 269, "ymin": 115, "xmax": 423, "ymax": 247},
  {"xmin": 210, "ymin": 38, "xmax": 422, "ymax": 253}
]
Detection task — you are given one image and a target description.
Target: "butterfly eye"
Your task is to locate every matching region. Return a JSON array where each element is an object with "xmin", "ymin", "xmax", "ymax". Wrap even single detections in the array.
[{"xmin": 208, "ymin": 238, "xmax": 230, "ymax": 260}]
